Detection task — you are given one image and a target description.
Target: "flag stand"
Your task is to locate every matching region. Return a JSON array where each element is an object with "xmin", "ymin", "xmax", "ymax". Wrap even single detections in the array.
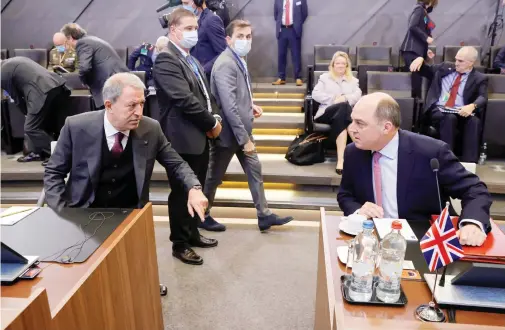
[{"xmin": 415, "ymin": 268, "xmax": 446, "ymax": 322}]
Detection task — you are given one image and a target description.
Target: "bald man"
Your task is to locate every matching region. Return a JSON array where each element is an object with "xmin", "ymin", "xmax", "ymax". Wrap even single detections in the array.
[
  {"xmin": 48, "ymin": 32, "xmax": 78, "ymax": 73},
  {"xmin": 337, "ymin": 92, "xmax": 492, "ymax": 247},
  {"xmin": 410, "ymin": 46, "xmax": 488, "ymax": 163}
]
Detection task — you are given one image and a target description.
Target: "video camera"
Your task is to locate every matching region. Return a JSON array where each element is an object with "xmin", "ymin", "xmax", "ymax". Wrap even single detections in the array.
[{"xmin": 157, "ymin": 0, "xmax": 226, "ymax": 28}]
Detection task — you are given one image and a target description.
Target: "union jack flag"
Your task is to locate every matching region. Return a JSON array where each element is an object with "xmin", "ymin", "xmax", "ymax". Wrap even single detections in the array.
[{"xmin": 420, "ymin": 205, "xmax": 465, "ymax": 272}]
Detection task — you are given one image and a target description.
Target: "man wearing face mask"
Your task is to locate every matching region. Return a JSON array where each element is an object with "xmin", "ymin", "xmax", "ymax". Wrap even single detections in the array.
[
  {"xmin": 153, "ymin": 8, "xmax": 222, "ymax": 265},
  {"xmin": 182, "ymin": 0, "xmax": 227, "ymax": 80},
  {"xmin": 48, "ymin": 32, "xmax": 78, "ymax": 73},
  {"xmin": 203, "ymin": 20, "xmax": 294, "ymax": 232},
  {"xmin": 127, "ymin": 42, "xmax": 156, "ymax": 86}
]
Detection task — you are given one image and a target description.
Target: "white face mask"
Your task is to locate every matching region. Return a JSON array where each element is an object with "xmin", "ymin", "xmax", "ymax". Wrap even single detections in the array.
[
  {"xmin": 179, "ymin": 30, "xmax": 198, "ymax": 49},
  {"xmin": 233, "ymin": 39, "xmax": 252, "ymax": 57}
]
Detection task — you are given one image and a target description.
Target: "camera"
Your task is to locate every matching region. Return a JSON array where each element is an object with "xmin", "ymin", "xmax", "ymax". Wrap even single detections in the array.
[{"xmin": 158, "ymin": 14, "xmax": 170, "ymax": 29}]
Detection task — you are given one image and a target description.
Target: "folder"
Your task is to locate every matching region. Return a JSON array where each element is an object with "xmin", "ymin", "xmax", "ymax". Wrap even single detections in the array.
[{"xmin": 431, "ymin": 215, "xmax": 505, "ymax": 262}]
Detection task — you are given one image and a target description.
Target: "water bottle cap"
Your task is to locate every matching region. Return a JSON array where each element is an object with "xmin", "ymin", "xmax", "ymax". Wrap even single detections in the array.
[
  {"xmin": 392, "ymin": 220, "xmax": 402, "ymax": 230},
  {"xmin": 363, "ymin": 220, "xmax": 374, "ymax": 229}
]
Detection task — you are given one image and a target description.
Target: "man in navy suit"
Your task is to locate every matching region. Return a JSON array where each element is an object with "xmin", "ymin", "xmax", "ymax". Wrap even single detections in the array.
[
  {"xmin": 272, "ymin": 0, "xmax": 308, "ymax": 87},
  {"xmin": 337, "ymin": 92, "xmax": 491, "ymax": 247}
]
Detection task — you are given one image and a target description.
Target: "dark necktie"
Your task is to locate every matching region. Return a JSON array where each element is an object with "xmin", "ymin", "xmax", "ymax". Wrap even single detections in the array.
[
  {"xmin": 444, "ymin": 73, "xmax": 463, "ymax": 108},
  {"xmin": 111, "ymin": 132, "xmax": 124, "ymax": 157}
]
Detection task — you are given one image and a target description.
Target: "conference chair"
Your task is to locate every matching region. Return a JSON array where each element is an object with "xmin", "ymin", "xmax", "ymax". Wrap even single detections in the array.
[
  {"xmin": 443, "ymin": 46, "xmax": 486, "ymax": 73},
  {"xmin": 313, "ymin": 45, "xmax": 351, "ymax": 71},
  {"xmin": 311, "ymin": 70, "xmax": 358, "ymax": 93},
  {"xmin": 115, "ymin": 48, "xmax": 128, "ymax": 66},
  {"xmin": 356, "ymin": 46, "xmax": 393, "ymax": 94},
  {"xmin": 1, "ymin": 49, "xmax": 8, "ymax": 60},
  {"xmin": 36, "ymin": 141, "xmax": 168, "ymax": 297},
  {"xmin": 451, "ymin": 162, "xmax": 477, "ymax": 214},
  {"xmin": 367, "ymin": 71, "xmax": 416, "ymax": 131},
  {"xmin": 483, "ymin": 74, "xmax": 505, "ymax": 157},
  {"xmin": 61, "ymin": 72, "xmax": 94, "ymax": 116},
  {"xmin": 398, "ymin": 45, "xmax": 438, "ymax": 70},
  {"xmin": 131, "ymin": 71, "xmax": 146, "ymax": 86},
  {"xmin": 488, "ymin": 45, "xmax": 504, "ymax": 73},
  {"xmin": 12, "ymin": 49, "xmax": 48, "ymax": 67},
  {"xmin": 1, "ymin": 99, "xmax": 23, "ymax": 154}
]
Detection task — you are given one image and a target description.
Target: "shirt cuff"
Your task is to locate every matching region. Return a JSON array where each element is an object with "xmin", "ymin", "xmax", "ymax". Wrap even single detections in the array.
[
  {"xmin": 212, "ymin": 119, "xmax": 218, "ymax": 129},
  {"xmin": 459, "ymin": 219, "xmax": 487, "ymax": 235}
]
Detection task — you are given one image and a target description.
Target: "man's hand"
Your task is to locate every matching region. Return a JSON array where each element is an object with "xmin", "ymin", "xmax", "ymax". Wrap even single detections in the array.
[
  {"xmin": 243, "ymin": 139, "xmax": 256, "ymax": 154},
  {"xmin": 459, "ymin": 104, "xmax": 475, "ymax": 118},
  {"xmin": 357, "ymin": 202, "xmax": 384, "ymax": 219},
  {"xmin": 427, "ymin": 36, "xmax": 434, "ymax": 45},
  {"xmin": 457, "ymin": 224, "xmax": 486, "ymax": 246},
  {"xmin": 253, "ymin": 104, "xmax": 263, "ymax": 118},
  {"xmin": 206, "ymin": 120, "xmax": 222, "ymax": 139},
  {"xmin": 427, "ymin": 49, "xmax": 435, "ymax": 59},
  {"xmin": 187, "ymin": 187, "xmax": 208, "ymax": 221},
  {"xmin": 334, "ymin": 95, "xmax": 346, "ymax": 104},
  {"xmin": 409, "ymin": 57, "xmax": 425, "ymax": 72}
]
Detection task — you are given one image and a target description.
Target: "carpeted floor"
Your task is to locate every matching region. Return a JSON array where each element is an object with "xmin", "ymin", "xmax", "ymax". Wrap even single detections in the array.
[{"xmin": 154, "ymin": 221, "xmax": 318, "ymax": 330}]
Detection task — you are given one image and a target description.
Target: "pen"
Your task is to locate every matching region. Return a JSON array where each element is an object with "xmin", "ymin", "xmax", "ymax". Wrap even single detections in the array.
[{"xmin": 0, "ymin": 208, "xmax": 34, "ymax": 218}]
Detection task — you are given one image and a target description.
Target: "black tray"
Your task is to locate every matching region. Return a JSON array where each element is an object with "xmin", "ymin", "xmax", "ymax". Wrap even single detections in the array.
[{"xmin": 340, "ymin": 275, "xmax": 408, "ymax": 306}]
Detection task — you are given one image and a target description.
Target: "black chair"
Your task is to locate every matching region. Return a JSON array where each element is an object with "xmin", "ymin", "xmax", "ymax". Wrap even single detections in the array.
[
  {"xmin": 146, "ymin": 93, "xmax": 160, "ymax": 120},
  {"xmin": 395, "ymin": 97, "xmax": 416, "ymax": 132},
  {"xmin": 486, "ymin": 74, "xmax": 505, "ymax": 100},
  {"xmin": 1, "ymin": 99, "xmax": 23, "ymax": 154},
  {"xmin": 66, "ymin": 95, "xmax": 93, "ymax": 117},
  {"xmin": 443, "ymin": 45, "xmax": 486, "ymax": 72},
  {"xmin": 313, "ymin": 45, "xmax": 350, "ymax": 71},
  {"xmin": 1, "ymin": 49, "xmax": 8, "ymax": 60},
  {"xmin": 488, "ymin": 45, "xmax": 504, "ymax": 72},
  {"xmin": 12, "ymin": 49, "xmax": 48, "ymax": 67},
  {"xmin": 356, "ymin": 46, "xmax": 393, "ymax": 94},
  {"xmin": 115, "ymin": 48, "xmax": 128, "ymax": 66},
  {"xmin": 62, "ymin": 72, "xmax": 87, "ymax": 90},
  {"xmin": 398, "ymin": 45, "xmax": 438, "ymax": 70},
  {"xmin": 131, "ymin": 71, "xmax": 146, "ymax": 86},
  {"xmin": 483, "ymin": 99, "xmax": 505, "ymax": 157}
]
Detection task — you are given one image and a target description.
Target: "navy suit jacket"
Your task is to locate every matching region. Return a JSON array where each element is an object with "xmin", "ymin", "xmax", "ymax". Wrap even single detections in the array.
[
  {"xmin": 191, "ymin": 8, "xmax": 227, "ymax": 75},
  {"xmin": 127, "ymin": 43, "xmax": 155, "ymax": 81},
  {"xmin": 274, "ymin": 0, "xmax": 308, "ymax": 39},
  {"xmin": 493, "ymin": 46, "xmax": 505, "ymax": 69},
  {"xmin": 337, "ymin": 130, "xmax": 492, "ymax": 232}
]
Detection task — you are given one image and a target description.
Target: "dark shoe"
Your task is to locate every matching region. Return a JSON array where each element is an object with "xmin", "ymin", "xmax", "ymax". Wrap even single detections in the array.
[
  {"xmin": 199, "ymin": 215, "xmax": 226, "ymax": 232},
  {"xmin": 17, "ymin": 152, "xmax": 44, "ymax": 163},
  {"xmin": 336, "ymin": 168, "xmax": 343, "ymax": 175},
  {"xmin": 172, "ymin": 248, "xmax": 203, "ymax": 265},
  {"xmin": 189, "ymin": 235, "xmax": 218, "ymax": 248},
  {"xmin": 258, "ymin": 213, "xmax": 294, "ymax": 232}
]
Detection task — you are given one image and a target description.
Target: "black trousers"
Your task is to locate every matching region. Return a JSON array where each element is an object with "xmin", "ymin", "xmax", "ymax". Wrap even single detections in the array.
[
  {"xmin": 169, "ymin": 142, "xmax": 209, "ymax": 251},
  {"xmin": 429, "ymin": 108, "xmax": 481, "ymax": 163},
  {"xmin": 24, "ymin": 86, "xmax": 70, "ymax": 156},
  {"xmin": 402, "ymin": 51, "xmax": 424, "ymax": 99},
  {"xmin": 315, "ymin": 102, "xmax": 352, "ymax": 142}
]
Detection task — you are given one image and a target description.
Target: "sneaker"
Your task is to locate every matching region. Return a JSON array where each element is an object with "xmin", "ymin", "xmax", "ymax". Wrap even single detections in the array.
[{"xmin": 272, "ymin": 78, "xmax": 286, "ymax": 85}]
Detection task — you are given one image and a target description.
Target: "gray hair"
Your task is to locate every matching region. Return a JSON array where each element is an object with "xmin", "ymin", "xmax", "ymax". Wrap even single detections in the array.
[
  {"xmin": 375, "ymin": 94, "xmax": 402, "ymax": 128},
  {"xmin": 458, "ymin": 46, "xmax": 479, "ymax": 63},
  {"xmin": 155, "ymin": 36, "xmax": 169, "ymax": 52},
  {"xmin": 102, "ymin": 72, "xmax": 146, "ymax": 104}
]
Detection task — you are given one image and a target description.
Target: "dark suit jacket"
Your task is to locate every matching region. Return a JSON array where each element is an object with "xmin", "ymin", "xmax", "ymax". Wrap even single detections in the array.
[
  {"xmin": 76, "ymin": 36, "xmax": 129, "ymax": 108},
  {"xmin": 419, "ymin": 62, "xmax": 488, "ymax": 113},
  {"xmin": 1, "ymin": 57, "xmax": 66, "ymax": 114},
  {"xmin": 43, "ymin": 110, "xmax": 199, "ymax": 211},
  {"xmin": 274, "ymin": 0, "xmax": 308, "ymax": 39},
  {"xmin": 400, "ymin": 3, "xmax": 431, "ymax": 57},
  {"xmin": 337, "ymin": 130, "xmax": 492, "ymax": 232},
  {"xmin": 127, "ymin": 43, "xmax": 155, "ymax": 81},
  {"xmin": 190, "ymin": 8, "xmax": 227, "ymax": 75},
  {"xmin": 493, "ymin": 46, "xmax": 505, "ymax": 69},
  {"xmin": 153, "ymin": 42, "xmax": 219, "ymax": 155}
]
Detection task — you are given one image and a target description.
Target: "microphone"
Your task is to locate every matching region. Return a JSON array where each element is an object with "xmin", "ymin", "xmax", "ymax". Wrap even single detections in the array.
[
  {"xmin": 431, "ymin": 158, "xmax": 448, "ymax": 286},
  {"xmin": 155, "ymin": 0, "xmax": 181, "ymax": 13}
]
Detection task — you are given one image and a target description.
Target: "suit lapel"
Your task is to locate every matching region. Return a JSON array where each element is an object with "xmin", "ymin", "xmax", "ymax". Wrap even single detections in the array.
[
  {"xmin": 463, "ymin": 69, "xmax": 476, "ymax": 101},
  {"xmin": 84, "ymin": 111, "xmax": 106, "ymax": 192},
  {"xmin": 168, "ymin": 42, "xmax": 206, "ymax": 95},
  {"xmin": 396, "ymin": 130, "xmax": 414, "ymax": 218},
  {"xmin": 359, "ymin": 151, "xmax": 375, "ymax": 203},
  {"xmin": 131, "ymin": 124, "xmax": 148, "ymax": 199}
]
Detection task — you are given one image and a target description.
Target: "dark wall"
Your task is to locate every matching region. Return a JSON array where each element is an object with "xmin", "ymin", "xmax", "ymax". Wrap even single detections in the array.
[{"xmin": 2, "ymin": 0, "xmax": 504, "ymax": 78}]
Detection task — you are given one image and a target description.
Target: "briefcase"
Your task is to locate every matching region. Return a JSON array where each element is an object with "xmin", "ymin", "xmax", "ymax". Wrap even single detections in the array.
[{"xmin": 285, "ymin": 133, "xmax": 327, "ymax": 166}]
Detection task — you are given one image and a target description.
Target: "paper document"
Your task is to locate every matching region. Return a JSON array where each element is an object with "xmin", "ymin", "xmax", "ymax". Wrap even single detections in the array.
[
  {"xmin": 0, "ymin": 207, "xmax": 39, "ymax": 226},
  {"xmin": 373, "ymin": 218, "xmax": 418, "ymax": 241}
]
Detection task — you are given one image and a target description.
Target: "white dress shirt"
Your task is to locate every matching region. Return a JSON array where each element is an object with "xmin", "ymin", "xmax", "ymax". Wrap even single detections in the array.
[
  {"xmin": 370, "ymin": 131, "xmax": 485, "ymax": 233},
  {"xmin": 104, "ymin": 112, "xmax": 129, "ymax": 151},
  {"xmin": 282, "ymin": 0, "xmax": 294, "ymax": 25}
]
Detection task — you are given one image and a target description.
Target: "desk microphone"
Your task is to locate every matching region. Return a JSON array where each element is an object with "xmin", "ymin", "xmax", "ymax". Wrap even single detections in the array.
[{"xmin": 431, "ymin": 158, "xmax": 448, "ymax": 287}]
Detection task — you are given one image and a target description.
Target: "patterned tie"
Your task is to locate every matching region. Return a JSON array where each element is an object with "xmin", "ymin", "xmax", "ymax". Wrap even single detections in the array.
[
  {"xmin": 373, "ymin": 152, "xmax": 382, "ymax": 207},
  {"xmin": 285, "ymin": 0, "xmax": 291, "ymax": 25},
  {"xmin": 444, "ymin": 73, "xmax": 463, "ymax": 108},
  {"xmin": 111, "ymin": 132, "xmax": 124, "ymax": 157}
]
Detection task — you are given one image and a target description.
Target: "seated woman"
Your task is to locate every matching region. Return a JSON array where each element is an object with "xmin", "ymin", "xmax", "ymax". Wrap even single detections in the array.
[{"xmin": 312, "ymin": 51, "xmax": 362, "ymax": 175}]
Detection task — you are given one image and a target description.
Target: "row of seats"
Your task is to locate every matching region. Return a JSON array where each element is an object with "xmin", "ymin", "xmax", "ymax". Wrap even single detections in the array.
[
  {"xmin": 313, "ymin": 44, "xmax": 503, "ymax": 72},
  {"xmin": 304, "ymin": 66, "xmax": 505, "ymax": 157}
]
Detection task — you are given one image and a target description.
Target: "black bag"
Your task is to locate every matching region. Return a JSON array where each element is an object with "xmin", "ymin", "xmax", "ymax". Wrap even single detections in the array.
[{"xmin": 285, "ymin": 133, "xmax": 327, "ymax": 166}]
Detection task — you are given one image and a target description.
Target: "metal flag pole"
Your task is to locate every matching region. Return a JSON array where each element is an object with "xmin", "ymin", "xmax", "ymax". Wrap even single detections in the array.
[{"xmin": 415, "ymin": 267, "xmax": 446, "ymax": 322}]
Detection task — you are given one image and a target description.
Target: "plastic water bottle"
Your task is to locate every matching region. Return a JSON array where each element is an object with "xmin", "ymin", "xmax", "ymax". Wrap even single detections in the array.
[
  {"xmin": 348, "ymin": 220, "xmax": 379, "ymax": 302},
  {"xmin": 376, "ymin": 220, "xmax": 407, "ymax": 303}
]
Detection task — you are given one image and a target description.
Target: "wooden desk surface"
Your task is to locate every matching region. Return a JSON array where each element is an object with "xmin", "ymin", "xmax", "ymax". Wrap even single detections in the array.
[
  {"xmin": 322, "ymin": 210, "xmax": 505, "ymax": 329},
  {"xmin": 2, "ymin": 209, "xmax": 140, "ymax": 317}
]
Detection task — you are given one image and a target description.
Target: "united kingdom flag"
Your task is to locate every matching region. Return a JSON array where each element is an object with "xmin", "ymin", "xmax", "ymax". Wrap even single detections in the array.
[{"xmin": 420, "ymin": 205, "xmax": 465, "ymax": 272}]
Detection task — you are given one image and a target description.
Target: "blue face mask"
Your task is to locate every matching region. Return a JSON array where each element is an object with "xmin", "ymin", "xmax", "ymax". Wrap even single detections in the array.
[
  {"xmin": 182, "ymin": 4, "xmax": 197, "ymax": 14},
  {"xmin": 56, "ymin": 45, "xmax": 65, "ymax": 53}
]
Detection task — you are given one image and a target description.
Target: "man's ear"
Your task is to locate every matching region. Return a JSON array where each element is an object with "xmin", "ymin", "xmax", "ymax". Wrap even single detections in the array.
[
  {"xmin": 104, "ymin": 100, "xmax": 113, "ymax": 111},
  {"xmin": 225, "ymin": 36, "xmax": 232, "ymax": 47}
]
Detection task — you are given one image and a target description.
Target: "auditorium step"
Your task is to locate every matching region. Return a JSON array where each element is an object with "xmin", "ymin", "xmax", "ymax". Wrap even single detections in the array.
[
  {"xmin": 252, "ymin": 83, "xmax": 306, "ymax": 94},
  {"xmin": 253, "ymin": 113, "xmax": 304, "ymax": 130},
  {"xmin": 253, "ymin": 93, "xmax": 305, "ymax": 99}
]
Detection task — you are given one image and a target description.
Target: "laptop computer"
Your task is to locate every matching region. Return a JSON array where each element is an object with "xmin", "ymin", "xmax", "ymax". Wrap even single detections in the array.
[{"xmin": 1, "ymin": 242, "xmax": 39, "ymax": 283}]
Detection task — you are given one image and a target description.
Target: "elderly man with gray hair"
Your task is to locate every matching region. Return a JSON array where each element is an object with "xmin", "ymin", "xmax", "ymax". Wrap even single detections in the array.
[
  {"xmin": 44, "ymin": 72, "xmax": 208, "ymax": 222},
  {"xmin": 410, "ymin": 46, "xmax": 488, "ymax": 163}
]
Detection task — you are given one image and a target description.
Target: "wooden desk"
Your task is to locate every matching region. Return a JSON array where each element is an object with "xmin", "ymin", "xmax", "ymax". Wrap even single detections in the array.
[
  {"xmin": 314, "ymin": 208, "xmax": 505, "ymax": 330},
  {"xmin": 1, "ymin": 203, "xmax": 163, "ymax": 330}
]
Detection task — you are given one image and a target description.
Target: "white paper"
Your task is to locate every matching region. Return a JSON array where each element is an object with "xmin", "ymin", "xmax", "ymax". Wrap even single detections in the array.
[
  {"xmin": 373, "ymin": 218, "xmax": 418, "ymax": 241},
  {"xmin": 0, "ymin": 207, "xmax": 39, "ymax": 226},
  {"xmin": 337, "ymin": 246, "xmax": 415, "ymax": 269}
]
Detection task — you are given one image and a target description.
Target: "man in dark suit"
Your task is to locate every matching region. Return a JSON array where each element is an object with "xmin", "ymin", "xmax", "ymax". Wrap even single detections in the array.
[
  {"xmin": 493, "ymin": 46, "xmax": 505, "ymax": 73},
  {"xmin": 1, "ymin": 57, "xmax": 70, "ymax": 163},
  {"xmin": 410, "ymin": 46, "xmax": 488, "ymax": 163},
  {"xmin": 127, "ymin": 42, "xmax": 155, "ymax": 86},
  {"xmin": 152, "ymin": 8, "xmax": 222, "ymax": 265},
  {"xmin": 272, "ymin": 0, "xmax": 308, "ymax": 86},
  {"xmin": 61, "ymin": 23, "xmax": 129, "ymax": 109},
  {"xmin": 337, "ymin": 92, "xmax": 491, "ymax": 247},
  {"xmin": 183, "ymin": 0, "xmax": 227, "ymax": 80}
]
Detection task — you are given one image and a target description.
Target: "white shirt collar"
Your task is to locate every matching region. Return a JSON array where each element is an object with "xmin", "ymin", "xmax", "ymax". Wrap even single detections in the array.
[
  {"xmin": 376, "ymin": 131, "xmax": 399, "ymax": 160},
  {"xmin": 170, "ymin": 40, "xmax": 189, "ymax": 58},
  {"xmin": 104, "ymin": 111, "xmax": 130, "ymax": 138}
]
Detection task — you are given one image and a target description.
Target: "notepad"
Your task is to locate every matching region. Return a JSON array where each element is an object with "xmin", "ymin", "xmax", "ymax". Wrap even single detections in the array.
[
  {"xmin": 373, "ymin": 218, "xmax": 418, "ymax": 241},
  {"xmin": 0, "ymin": 207, "xmax": 39, "ymax": 226}
]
